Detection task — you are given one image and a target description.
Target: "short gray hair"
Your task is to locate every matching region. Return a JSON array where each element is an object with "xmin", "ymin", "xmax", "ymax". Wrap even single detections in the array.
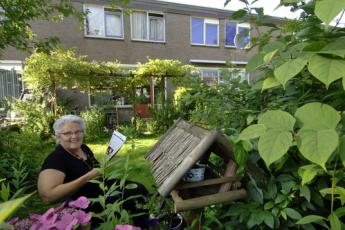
[{"xmin": 53, "ymin": 114, "xmax": 86, "ymax": 136}]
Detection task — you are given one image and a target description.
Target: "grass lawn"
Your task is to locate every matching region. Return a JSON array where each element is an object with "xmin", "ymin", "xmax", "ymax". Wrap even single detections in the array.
[
  {"xmin": 88, "ymin": 134, "xmax": 158, "ymax": 192},
  {"xmin": 17, "ymin": 134, "xmax": 159, "ymax": 218}
]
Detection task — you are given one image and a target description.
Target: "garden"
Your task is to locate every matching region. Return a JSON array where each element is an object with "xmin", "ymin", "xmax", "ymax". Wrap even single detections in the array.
[{"xmin": 2, "ymin": 0, "xmax": 345, "ymax": 229}]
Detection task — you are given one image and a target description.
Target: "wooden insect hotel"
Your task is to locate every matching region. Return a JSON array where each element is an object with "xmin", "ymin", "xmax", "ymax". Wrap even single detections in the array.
[{"xmin": 145, "ymin": 119, "xmax": 247, "ymax": 212}]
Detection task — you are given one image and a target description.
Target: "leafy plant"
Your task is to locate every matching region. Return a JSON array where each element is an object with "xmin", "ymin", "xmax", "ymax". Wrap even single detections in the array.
[
  {"xmin": 225, "ymin": 0, "xmax": 345, "ymax": 229},
  {"xmin": 81, "ymin": 108, "xmax": 107, "ymax": 141},
  {"xmin": 89, "ymin": 126, "xmax": 147, "ymax": 229}
]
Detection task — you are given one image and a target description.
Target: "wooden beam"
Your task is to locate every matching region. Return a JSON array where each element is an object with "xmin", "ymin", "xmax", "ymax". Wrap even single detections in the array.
[
  {"xmin": 174, "ymin": 189, "xmax": 247, "ymax": 212},
  {"xmin": 176, "ymin": 176, "xmax": 242, "ymax": 190}
]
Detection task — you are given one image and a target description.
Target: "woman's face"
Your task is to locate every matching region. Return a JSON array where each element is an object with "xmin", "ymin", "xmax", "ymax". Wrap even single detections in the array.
[{"xmin": 58, "ymin": 122, "xmax": 84, "ymax": 153}]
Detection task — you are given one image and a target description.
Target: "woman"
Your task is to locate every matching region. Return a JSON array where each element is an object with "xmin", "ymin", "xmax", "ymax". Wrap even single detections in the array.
[{"xmin": 38, "ymin": 115, "xmax": 149, "ymax": 227}]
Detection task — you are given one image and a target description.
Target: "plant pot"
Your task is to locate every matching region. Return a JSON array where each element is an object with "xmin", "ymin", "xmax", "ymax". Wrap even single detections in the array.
[
  {"xmin": 133, "ymin": 104, "xmax": 150, "ymax": 118},
  {"xmin": 183, "ymin": 165, "xmax": 206, "ymax": 182},
  {"xmin": 149, "ymin": 213, "xmax": 184, "ymax": 230}
]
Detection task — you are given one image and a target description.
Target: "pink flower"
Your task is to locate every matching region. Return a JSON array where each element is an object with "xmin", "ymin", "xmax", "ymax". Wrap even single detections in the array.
[
  {"xmin": 8, "ymin": 217, "xmax": 19, "ymax": 225},
  {"xmin": 55, "ymin": 213, "xmax": 78, "ymax": 230},
  {"xmin": 115, "ymin": 224, "xmax": 142, "ymax": 230},
  {"xmin": 68, "ymin": 196, "xmax": 89, "ymax": 209},
  {"xmin": 73, "ymin": 210, "xmax": 92, "ymax": 226},
  {"xmin": 29, "ymin": 213, "xmax": 41, "ymax": 221}
]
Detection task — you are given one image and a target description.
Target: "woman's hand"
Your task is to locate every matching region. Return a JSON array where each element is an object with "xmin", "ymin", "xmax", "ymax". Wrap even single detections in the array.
[{"xmin": 85, "ymin": 168, "xmax": 100, "ymax": 180}]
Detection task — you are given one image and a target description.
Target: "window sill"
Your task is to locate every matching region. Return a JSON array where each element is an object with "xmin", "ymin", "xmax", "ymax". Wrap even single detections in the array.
[
  {"xmin": 84, "ymin": 35, "xmax": 124, "ymax": 40},
  {"xmin": 191, "ymin": 43, "xmax": 220, "ymax": 47},
  {"xmin": 131, "ymin": 39, "xmax": 166, "ymax": 44},
  {"xmin": 225, "ymin": 45, "xmax": 251, "ymax": 50}
]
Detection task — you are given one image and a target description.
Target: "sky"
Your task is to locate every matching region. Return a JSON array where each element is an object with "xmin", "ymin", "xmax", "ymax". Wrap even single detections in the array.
[{"xmin": 158, "ymin": 0, "xmax": 301, "ymax": 19}]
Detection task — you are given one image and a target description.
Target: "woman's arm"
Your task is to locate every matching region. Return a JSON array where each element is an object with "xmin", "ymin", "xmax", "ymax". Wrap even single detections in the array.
[{"xmin": 37, "ymin": 168, "xmax": 99, "ymax": 204}]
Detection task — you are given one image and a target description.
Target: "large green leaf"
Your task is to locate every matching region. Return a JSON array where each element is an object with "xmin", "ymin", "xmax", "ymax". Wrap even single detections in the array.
[
  {"xmin": 297, "ymin": 128, "xmax": 339, "ymax": 169},
  {"xmin": 258, "ymin": 110, "xmax": 296, "ymax": 131},
  {"xmin": 274, "ymin": 58, "xmax": 307, "ymax": 88},
  {"xmin": 262, "ymin": 75, "xmax": 281, "ymax": 91},
  {"xmin": 285, "ymin": 208, "xmax": 302, "ymax": 220},
  {"xmin": 318, "ymin": 37, "xmax": 345, "ymax": 58},
  {"xmin": 308, "ymin": 55, "xmax": 345, "ymax": 88},
  {"xmin": 246, "ymin": 53, "xmax": 265, "ymax": 72},
  {"xmin": 238, "ymin": 124, "xmax": 267, "ymax": 140},
  {"xmin": 320, "ymin": 187, "xmax": 345, "ymax": 205},
  {"xmin": 315, "ymin": 0, "xmax": 345, "ymax": 25},
  {"xmin": 264, "ymin": 49, "xmax": 278, "ymax": 64},
  {"xmin": 258, "ymin": 130, "xmax": 293, "ymax": 167},
  {"xmin": 298, "ymin": 164, "xmax": 323, "ymax": 185},
  {"xmin": 296, "ymin": 215, "xmax": 326, "ymax": 225},
  {"xmin": 329, "ymin": 212, "xmax": 341, "ymax": 230},
  {"xmin": 339, "ymin": 136, "xmax": 345, "ymax": 168},
  {"xmin": 0, "ymin": 193, "xmax": 33, "ymax": 222},
  {"xmin": 295, "ymin": 102, "xmax": 340, "ymax": 130},
  {"xmin": 263, "ymin": 41, "xmax": 286, "ymax": 53}
]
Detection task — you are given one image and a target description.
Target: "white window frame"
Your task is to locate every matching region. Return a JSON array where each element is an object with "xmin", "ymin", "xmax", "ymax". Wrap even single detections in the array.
[
  {"xmin": 198, "ymin": 67, "xmax": 249, "ymax": 86},
  {"xmin": 190, "ymin": 17, "xmax": 219, "ymax": 47},
  {"xmin": 225, "ymin": 68, "xmax": 249, "ymax": 82},
  {"xmin": 84, "ymin": 4, "xmax": 124, "ymax": 39},
  {"xmin": 225, "ymin": 21, "xmax": 251, "ymax": 49},
  {"xmin": 198, "ymin": 68, "xmax": 221, "ymax": 86},
  {"xmin": 130, "ymin": 10, "xmax": 166, "ymax": 43}
]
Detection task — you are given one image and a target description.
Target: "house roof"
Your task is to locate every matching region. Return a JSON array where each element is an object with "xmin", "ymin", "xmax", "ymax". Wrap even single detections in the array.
[
  {"xmin": 83, "ymin": 0, "xmax": 282, "ymax": 23},
  {"xmin": 145, "ymin": 118, "xmax": 234, "ymax": 197}
]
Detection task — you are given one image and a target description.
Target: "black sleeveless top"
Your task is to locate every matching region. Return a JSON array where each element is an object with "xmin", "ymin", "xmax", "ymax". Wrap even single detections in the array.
[{"xmin": 41, "ymin": 144, "xmax": 101, "ymax": 200}]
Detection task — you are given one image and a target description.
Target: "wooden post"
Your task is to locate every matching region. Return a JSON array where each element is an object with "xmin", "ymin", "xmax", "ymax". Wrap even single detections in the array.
[{"xmin": 174, "ymin": 189, "xmax": 247, "ymax": 212}]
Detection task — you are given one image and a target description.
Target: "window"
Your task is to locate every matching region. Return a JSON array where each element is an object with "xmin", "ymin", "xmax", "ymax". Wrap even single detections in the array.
[
  {"xmin": 198, "ymin": 68, "xmax": 249, "ymax": 86},
  {"xmin": 225, "ymin": 22, "xmax": 250, "ymax": 48},
  {"xmin": 199, "ymin": 69, "xmax": 220, "ymax": 86},
  {"xmin": 220, "ymin": 68, "xmax": 249, "ymax": 83},
  {"xmin": 131, "ymin": 11, "xmax": 165, "ymax": 42},
  {"xmin": 84, "ymin": 5, "xmax": 123, "ymax": 38},
  {"xmin": 191, "ymin": 17, "xmax": 219, "ymax": 46}
]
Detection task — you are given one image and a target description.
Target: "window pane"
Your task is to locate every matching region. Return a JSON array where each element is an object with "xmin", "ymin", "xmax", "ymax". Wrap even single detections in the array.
[
  {"xmin": 191, "ymin": 18, "xmax": 204, "ymax": 44},
  {"xmin": 85, "ymin": 5, "xmax": 104, "ymax": 36},
  {"xmin": 201, "ymin": 69, "xmax": 219, "ymax": 86},
  {"xmin": 131, "ymin": 12, "xmax": 147, "ymax": 40},
  {"xmin": 225, "ymin": 22, "xmax": 236, "ymax": 46},
  {"xmin": 236, "ymin": 27, "xmax": 250, "ymax": 48},
  {"xmin": 105, "ymin": 11, "xmax": 122, "ymax": 37},
  {"xmin": 149, "ymin": 15, "xmax": 164, "ymax": 41},
  {"xmin": 205, "ymin": 23, "xmax": 218, "ymax": 45}
]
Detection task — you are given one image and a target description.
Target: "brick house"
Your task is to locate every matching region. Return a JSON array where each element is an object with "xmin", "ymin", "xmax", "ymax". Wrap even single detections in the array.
[{"xmin": 0, "ymin": 0, "xmax": 276, "ymax": 121}]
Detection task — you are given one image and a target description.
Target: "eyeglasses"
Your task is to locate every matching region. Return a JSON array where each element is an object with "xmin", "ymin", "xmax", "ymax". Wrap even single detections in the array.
[{"xmin": 59, "ymin": 130, "xmax": 83, "ymax": 137}]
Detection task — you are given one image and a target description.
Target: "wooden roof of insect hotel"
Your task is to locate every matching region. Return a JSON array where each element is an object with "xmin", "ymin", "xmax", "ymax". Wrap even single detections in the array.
[{"xmin": 145, "ymin": 118, "xmax": 235, "ymax": 197}]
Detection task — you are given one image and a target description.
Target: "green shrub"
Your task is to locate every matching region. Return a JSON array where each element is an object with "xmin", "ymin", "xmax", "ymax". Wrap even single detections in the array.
[
  {"xmin": 80, "ymin": 108, "xmax": 106, "ymax": 141},
  {"xmin": 10, "ymin": 99, "xmax": 56, "ymax": 140}
]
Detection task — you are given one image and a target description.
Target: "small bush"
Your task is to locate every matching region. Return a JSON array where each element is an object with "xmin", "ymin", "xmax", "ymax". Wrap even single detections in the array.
[{"xmin": 80, "ymin": 108, "xmax": 107, "ymax": 141}]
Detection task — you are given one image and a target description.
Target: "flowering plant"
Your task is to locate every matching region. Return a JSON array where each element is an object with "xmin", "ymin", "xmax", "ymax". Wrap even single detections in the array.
[
  {"xmin": 114, "ymin": 224, "xmax": 141, "ymax": 230},
  {"xmin": 8, "ymin": 196, "xmax": 91, "ymax": 230}
]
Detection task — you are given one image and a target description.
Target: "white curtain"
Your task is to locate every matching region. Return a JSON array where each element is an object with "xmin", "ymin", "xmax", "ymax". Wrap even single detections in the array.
[
  {"xmin": 149, "ymin": 16, "xmax": 164, "ymax": 41},
  {"xmin": 131, "ymin": 12, "xmax": 147, "ymax": 39},
  {"xmin": 105, "ymin": 12, "xmax": 122, "ymax": 37},
  {"xmin": 85, "ymin": 5, "xmax": 104, "ymax": 36}
]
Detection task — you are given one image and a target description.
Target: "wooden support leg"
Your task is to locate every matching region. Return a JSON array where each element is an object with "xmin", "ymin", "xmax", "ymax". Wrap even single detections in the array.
[{"xmin": 186, "ymin": 209, "xmax": 204, "ymax": 230}]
